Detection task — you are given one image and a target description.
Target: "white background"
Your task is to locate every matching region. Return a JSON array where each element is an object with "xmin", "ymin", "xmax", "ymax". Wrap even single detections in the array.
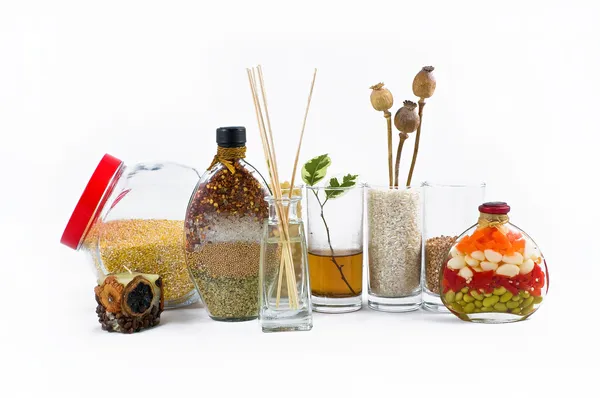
[{"xmin": 2, "ymin": 1, "xmax": 599, "ymax": 396}]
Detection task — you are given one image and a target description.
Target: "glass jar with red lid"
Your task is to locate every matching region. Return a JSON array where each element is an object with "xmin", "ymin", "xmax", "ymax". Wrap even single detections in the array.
[
  {"xmin": 61, "ymin": 154, "xmax": 201, "ymax": 308},
  {"xmin": 440, "ymin": 202, "xmax": 548, "ymax": 323}
]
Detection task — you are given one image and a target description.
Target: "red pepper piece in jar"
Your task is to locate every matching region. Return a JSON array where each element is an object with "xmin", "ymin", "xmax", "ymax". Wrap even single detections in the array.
[
  {"xmin": 507, "ymin": 264, "xmax": 545, "ymax": 296},
  {"xmin": 494, "ymin": 275, "xmax": 520, "ymax": 295},
  {"xmin": 470, "ymin": 270, "xmax": 494, "ymax": 293},
  {"xmin": 531, "ymin": 264, "xmax": 545, "ymax": 289},
  {"xmin": 443, "ymin": 266, "xmax": 467, "ymax": 293}
]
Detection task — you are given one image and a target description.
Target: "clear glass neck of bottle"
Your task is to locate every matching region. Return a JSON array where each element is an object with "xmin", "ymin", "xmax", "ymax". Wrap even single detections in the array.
[{"xmin": 266, "ymin": 196, "xmax": 301, "ymax": 223}]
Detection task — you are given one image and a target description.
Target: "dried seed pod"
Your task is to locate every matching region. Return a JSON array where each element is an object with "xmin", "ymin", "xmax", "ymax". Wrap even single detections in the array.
[
  {"xmin": 156, "ymin": 277, "xmax": 165, "ymax": 312},
  {"xmin": 122, "ymin": 276, "xmax": 155, "ymax": 317},
  {"xmin": 369, "ymin": 83, "xmax": 394, "ymax": 112},
  {"xmin": 412, "ymin": 66, "xmax": 436, "ymax": 99},
  {"xmin": 94, "ymin": 276, "xmax": 124, "ymax": 313},
  {"xmin": 394, "ymin": 100, "xmax": 420, "ymax": 133}
]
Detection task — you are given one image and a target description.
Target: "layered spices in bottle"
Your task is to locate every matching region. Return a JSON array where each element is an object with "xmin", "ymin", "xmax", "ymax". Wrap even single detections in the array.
[{"xmin": 185, "ymin": 127, "xmax": 269, "ymax": 321}]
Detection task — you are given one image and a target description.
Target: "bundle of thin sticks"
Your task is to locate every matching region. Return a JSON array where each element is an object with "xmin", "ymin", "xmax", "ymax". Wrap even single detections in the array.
[{"xmin": 247, "ymin": 65, "xmax": 317, "ymax": 309}]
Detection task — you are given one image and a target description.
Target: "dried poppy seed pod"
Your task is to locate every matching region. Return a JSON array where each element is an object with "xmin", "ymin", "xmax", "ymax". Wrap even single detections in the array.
[
  {"xmin": 370, "ymin": 82, "xmax": 394, "ymax": 112},
  {"xmin": 394, "ymin": 100, "xmax": 420, "ymax": 133},
  {"xmin": 412, "ymin": 66, "xmax": 436, "ymax": 99},
  {"xmin": 95, "ymin": 272, "xmax": 164, "ymax": 333}
]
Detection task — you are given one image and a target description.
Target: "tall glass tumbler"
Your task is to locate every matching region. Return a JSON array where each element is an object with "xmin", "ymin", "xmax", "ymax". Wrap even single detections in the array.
[
  {"xmin": 422, "ymin": 182, "xmax": 486, "ymax": 312},
  {"xmin": 367, "ymin": 185, "xmax": 422, "ymax": 312},
  {"xmin": 306, "ymin": 184, "xmax": 364, "ymax": 313}
]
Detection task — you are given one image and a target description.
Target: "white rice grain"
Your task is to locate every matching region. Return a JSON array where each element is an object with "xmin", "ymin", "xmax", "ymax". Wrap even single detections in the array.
[{"xmin": 367, "ymin": 188, "xmax": 422, "ymax": 297}]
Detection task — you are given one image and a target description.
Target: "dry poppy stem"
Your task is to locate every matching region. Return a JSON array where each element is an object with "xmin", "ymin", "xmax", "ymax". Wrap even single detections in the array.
[
  {"xmin": 384, "ymin": 110, "xmax": 393, "ymax": 187},
  {"xmin": 394, "ymin": 135, "xmax": 407, "ymax": 188},
  {"xmin": 406, "ymin": 99, "xmax": 425, "ymax": 186}
]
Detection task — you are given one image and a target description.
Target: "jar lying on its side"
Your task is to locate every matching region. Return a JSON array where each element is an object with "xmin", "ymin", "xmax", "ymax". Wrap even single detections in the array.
[
  {"xmin": 440, "ymin": 202, "xmax": 549, "ymax": 323},
  {"xmin": 61, "ymin": 154, "xmax": 201, "ymax": 309}
]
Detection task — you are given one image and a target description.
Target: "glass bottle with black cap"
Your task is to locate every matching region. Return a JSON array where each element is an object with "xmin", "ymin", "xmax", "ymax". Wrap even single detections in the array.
[{"xmin": 184, "ymin": 126, "xmax": 270, "ymax": 321}]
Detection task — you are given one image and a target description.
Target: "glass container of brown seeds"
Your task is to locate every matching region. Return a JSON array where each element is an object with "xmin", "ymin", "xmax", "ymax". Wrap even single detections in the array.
[
  {"xmin": 421, "ymin": 181, "xmax": 486, "ymax": 312},
  {"xmin": 61, "ymin": 154, "xmax": 201, "ymax": 309},
  {"xmin": 184, "ymin": 126, "xmax": 269, "ymax": 322}
]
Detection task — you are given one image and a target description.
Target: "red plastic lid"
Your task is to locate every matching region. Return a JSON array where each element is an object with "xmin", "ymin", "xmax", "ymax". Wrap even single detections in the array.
[
  {"xmin": 60, "ymin": 154, "xmax": 124, "ymax": 250},
  {"xmin": 478, "ymin": 201, "xmax": 511, "ymax": 215}
]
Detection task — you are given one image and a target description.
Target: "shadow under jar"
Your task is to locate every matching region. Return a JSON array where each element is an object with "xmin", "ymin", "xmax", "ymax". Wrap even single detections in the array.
[
  {"xmin": 367, "ymin": 185, "xmax": 422, "ymax": 312},
  {"xmin": 421, "ymin": 182, "xmax": 486, "ymax": 312},
  {"xmin": 259, "ymin": 196, "xmax": 312, "ymax": 332},
  {"xmin": 306, "ymin": 184, "xmax": 364, "ymax": 313}
]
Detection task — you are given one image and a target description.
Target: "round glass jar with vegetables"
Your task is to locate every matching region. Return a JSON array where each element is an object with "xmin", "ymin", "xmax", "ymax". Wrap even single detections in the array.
[{"xmin": 440, "ymin": 202, "xmax": 548, "ymax": 323}]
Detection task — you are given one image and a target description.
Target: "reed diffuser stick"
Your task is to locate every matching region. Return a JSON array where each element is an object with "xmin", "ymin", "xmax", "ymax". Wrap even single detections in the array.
[
  {"xmin": 251, "ymin": 77, "xmax": 296, "ymax": 308},
  {"xmin": 247, "ymin": 70, "xmax": 288, "ymax": 301},
  {"xmin": 255, "ymin": 66, "xmax": 299, "ymax": 307},
  {"xmin": 247, "ymin": 69, "xmax": 290, "ymax": 306},
  {"xmin": 288, "ymin": 68, "xmax": 317, "ymax": 197},
  {"xmin": 247, "ymin": 66, "xmax": 299, "ymax": 309},
  {"xmin": 255, "ymin": 67, "xmax": 281, "ymax": 191},
  {"xmin": 282, "ymin": 68, "xmax": 316, "ymax": 304}
]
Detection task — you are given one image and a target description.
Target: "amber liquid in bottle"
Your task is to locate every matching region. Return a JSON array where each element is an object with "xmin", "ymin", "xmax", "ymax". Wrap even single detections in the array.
[{"xmin": 308, "ymin": 250, "xmax": 363, "ymax": 297}]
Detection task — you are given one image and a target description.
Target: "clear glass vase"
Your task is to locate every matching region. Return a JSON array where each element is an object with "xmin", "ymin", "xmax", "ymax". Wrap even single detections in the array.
[
  {"xmin": 367, "ymin": 185, "xmax": 422, "ymax": 312},
  {"xmin": 306, "ymin": 184, "xmax": 364, "ymax": 313},
  {"xmin": 422, "ymin": 182, "xmax": 486, "ymax": 312},
  {"xmin": 259, "ymin": 196, "xmax": 312, "ymax": 332}
]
